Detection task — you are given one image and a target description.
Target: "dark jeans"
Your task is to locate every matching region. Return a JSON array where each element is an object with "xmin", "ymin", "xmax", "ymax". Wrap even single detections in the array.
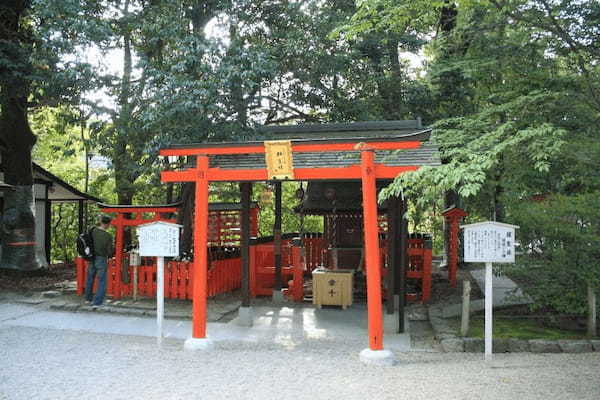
[{"xmin": 84, "ymin": 256, "xmax": 108, "ymax": 306}]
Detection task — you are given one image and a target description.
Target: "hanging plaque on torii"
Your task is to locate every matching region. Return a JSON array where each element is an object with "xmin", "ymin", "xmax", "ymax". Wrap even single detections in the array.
[{"xmin": 264, "ymin": 140, "xmax": 294, "ymax": 180}]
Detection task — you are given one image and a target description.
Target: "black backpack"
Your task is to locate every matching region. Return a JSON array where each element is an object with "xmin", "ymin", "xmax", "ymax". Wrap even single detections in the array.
[{"xmin": 76, "ymin": 227, "xmax": 95, "ymax": 261}]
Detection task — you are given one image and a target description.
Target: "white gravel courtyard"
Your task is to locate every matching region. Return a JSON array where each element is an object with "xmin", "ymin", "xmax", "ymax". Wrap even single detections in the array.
[{"xmin": 1, "ymin": 302, "xmax": 599, "ymax": 400}]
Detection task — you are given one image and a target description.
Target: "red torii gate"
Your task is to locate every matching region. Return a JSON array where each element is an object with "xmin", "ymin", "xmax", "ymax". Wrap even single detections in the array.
[
  {"xmin": 160, "ymin": 133, "xmax": 430, "ymax": 356},
  {"xmin": 98, "ymin": 203, "xmax": 178, "ymax": 298}
]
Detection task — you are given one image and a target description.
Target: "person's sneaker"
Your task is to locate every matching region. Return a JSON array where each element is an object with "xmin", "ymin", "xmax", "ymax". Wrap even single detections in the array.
[
  {"xmin": 85, "ymin": 300, "xmax": 92, "ymax": 305},
  {"xmin": 91, "ymin": 304, "xmax": 103, "ymax": 310}
]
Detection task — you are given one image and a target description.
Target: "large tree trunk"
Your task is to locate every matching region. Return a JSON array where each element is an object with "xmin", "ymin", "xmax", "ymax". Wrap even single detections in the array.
[
  {"xmin": 176, "ymin": 182, "xmax": 195, "ymax": 257},
  {"xmin": 0, "ymin": 1, "xmax": 45, "ymax": 270}
]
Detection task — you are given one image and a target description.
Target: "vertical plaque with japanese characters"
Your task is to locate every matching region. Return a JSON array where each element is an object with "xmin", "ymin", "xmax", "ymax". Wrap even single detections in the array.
[{"xmin": 264, "ymin": 140, "xmax": 294, "ymax": 180}]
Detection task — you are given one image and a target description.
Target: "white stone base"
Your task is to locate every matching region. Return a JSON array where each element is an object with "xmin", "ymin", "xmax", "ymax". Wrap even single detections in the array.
[
  {"xmin": 183, "ymin": 337, "xmax": 214, "ymax": 351},
  {"xmin": 234, "ymin": 306, "xmax": 254, "ymax": 327},
  {"xmin": 359, "ymin": 348, "xmax": 397, "ymax": 366},
  {"xmin": 272, "ymin": 290, "xmax": 285, "ymax": 303}
]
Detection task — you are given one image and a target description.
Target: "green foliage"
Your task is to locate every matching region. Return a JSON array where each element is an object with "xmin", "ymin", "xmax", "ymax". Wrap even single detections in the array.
[
  {"xmin": 16, "ymin": 0, "xmax": 600, "ymax": 292},
  {"xmin": 505, "ymin": 193, "xmax": 600, "ymax": 315},
  {"xmin": 29, "ymin": 106, "xmax": 116, "ymax": 263},
  {"xmin": 463, "ymin": 317, "xmax": 593, "ymax": 340},
  {"xmin": 252, "ymin": 182, "xmax": 322, "ymax": 237},
  {"xmin": 382, "ymin": 0, "xmax": 598, "ymax": 219}
]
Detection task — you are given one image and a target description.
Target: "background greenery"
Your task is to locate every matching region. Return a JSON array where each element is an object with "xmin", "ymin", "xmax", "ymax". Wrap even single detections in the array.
[{"xmin": 2, "ymin": 0, "xmax": 597, "ymax": 317}]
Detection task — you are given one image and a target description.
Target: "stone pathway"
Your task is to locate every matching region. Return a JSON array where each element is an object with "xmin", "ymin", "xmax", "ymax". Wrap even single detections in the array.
[
  {"xmin": 36, "ymin": 291, "xmax": 241, "ymax": 322},
  {"xmin": 469, "ymin": 268, "xmax": 532, "ymax": 307},
  {"xmin": 0, "ymin": 300, "xmax": 411, "ymax": 352},
  {"xmin": 440, "ymin": 269, "xmax": 531, "ymax": 318}
]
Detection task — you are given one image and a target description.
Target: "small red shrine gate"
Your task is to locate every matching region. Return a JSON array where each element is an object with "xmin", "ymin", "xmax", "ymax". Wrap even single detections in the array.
[
  {"xmin": 76, "ymin": 202, "xmax": 258, "ymax": 299},
  {"xmin": 443, "ymin": 206, "xmax": 468, "ymax": 288},
  {"xmin": 159, "ymin": 122, "xmax": 439, "ymax": 354}
]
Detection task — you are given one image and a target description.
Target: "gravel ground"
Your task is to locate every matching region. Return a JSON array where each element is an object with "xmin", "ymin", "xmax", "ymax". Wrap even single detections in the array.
[{"xmin": 1, "ymin": 324, "xmax": 599, "ymax": 400}]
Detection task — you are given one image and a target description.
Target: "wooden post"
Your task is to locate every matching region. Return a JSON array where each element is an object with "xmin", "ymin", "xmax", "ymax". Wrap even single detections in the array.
[
  {"xmin": 240, "ymin": 182, "xmax": 252, "ymax": 307},
  {"xmin": 461, "ymin": 280, "xmax": 471, "ymax": 337},
  {"xmin": 113, "ymin": 214, "xmax": 124, "ymax": 299},
  {"xmin": 397, "ymin": 198, "xmax": 407, "ymax": 333},
  {"xmin": 192, "ymin": 156, "xmax": 209, "ymax": 339},
  {"xmin": 157, "ymin": 256, "xmax": 165, "ymax": 344},
  {"xmin": 133, "ymin": 264, "xmax": 138, "ymax": 301},
  {"xmin": 385, "ymin": 197, "xmax": 398, "ymax": 316},
  {"xmin": 44, "ymin": 188, "xmax": 51, "ymax": 263},
  {"xmin": 78, "ymin": 200, "xmax": 84, "ymax": 235},
  {"xmin": 485, "ymin": 261, "xmax": 493, "ymax": 360},
  {"xmin": 273, "ymin": 181, "xmax": 283, "ymax": 293},
  {"xmin": 588, "ymin": 283, "xmax": 597, "ymax": 338},
  {"xmin": 449, "ymin": 220, "xmax": 459, "ymax": 288},
  {"xmin": 443, "ymin": 208, "xmax": 468, "ymax": 288},
  {"xmin": 360, "ymin": 149, "xmax": 384, "ymax": 350}
]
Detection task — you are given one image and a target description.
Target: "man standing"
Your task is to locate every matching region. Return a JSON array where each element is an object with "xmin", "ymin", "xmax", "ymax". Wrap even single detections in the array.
[{"xmin": 84, "ymin": 215, "xmax": 114, "ymax": 309}]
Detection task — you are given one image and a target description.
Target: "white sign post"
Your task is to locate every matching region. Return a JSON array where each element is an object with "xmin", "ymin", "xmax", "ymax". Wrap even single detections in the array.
[
  {"xmin": 461, "ymin": 221, "xmax": 519, "ymax": 361},
  {"xmin": 137, "ymin": 221, "xmax": 181, "ymax": 345}
]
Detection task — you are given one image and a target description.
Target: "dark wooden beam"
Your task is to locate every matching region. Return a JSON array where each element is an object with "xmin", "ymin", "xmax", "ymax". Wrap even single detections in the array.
[
  {"xmin": 385, "ymin": 196, "xmax": 399, "ymax": 315},
  {"xmin": 44, "ymin": 187, "xmax": 51, "ymax": 264},
  {"xmin": 240, "ymin": 182, "xmax": 252, "ymax": 307},
  {"xmin": 397, "ymin": 198, "xmax": 408, "ymax": 333},
  {"xmin": 273, "ymin": 182, "xmax": 283, "ymax": 291},
  {"xmin": 78, "ymin": 200, "xmax": 84, "ymax": 235}
]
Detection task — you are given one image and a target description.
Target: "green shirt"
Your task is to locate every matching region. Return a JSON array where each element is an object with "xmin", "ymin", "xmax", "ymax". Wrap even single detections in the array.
[{"xmin": 92, "ymin": 227, "xmax": 114, "ymax": 257}]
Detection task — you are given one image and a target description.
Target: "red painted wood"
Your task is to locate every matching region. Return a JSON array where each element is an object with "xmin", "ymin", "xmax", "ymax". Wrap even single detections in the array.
[
  {"xmin": 249, "ymin": 245, "xmax": 257, "ymax": 297},
  {"xmin": 162, "ymin": 164, "xmax": 421, "ymax": 183},
  {"xmin": 422, "ymin": 246, "xmax": 432, "ymax": 302},
  {"xmin": 76, "ymin": 258, "xmax": 85, "ymax": 295},
  {"xmin": 113, "ymin": 215, "xmax": 124, "ymax": 299},
  {"xmin": 192, "ymin": 156, "xmax": 210, "ymax": 338},
  {"xmin": 164, "ymin": 265, "xmax": 171, "ymax": 298},
  {"xmin": 100, "ymin": 207, "xmax": 178, "ymax": 214},
  {"xmin": 442, "ymin": 208, "xmax": 467, "ymax": 288},
  {"xmin": 361, "ymin": 150, "xmax": 384, "ymax": 351}
]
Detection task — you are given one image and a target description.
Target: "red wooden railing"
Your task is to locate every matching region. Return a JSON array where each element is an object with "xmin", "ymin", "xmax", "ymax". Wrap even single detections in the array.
[
  {"xmin": 302, "ymin": 233, "xmax": 327, "ymax": 271},
  {"xmin": 76, "ymin": 255, "xmax": 241, "ymax": 300},
  {"xmin": 76, "ymin": 233, "xmax": 432, "ymax": 303},
  {"xmin": 249, "ymin": 239, "xmax": 295, "ymax": 297},
  {"xmin": 282, "ymin": 233, "xmax": 433, "ymax": 303}
]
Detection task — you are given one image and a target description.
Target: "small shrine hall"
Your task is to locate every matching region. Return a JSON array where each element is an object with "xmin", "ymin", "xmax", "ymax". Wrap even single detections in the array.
[{"xmin": 159, "ymin": 120, "xmax": 443, "ymax": 359}]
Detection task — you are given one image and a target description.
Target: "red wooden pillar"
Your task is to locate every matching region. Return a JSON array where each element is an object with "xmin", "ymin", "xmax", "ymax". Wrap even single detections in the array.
[
  {"xmin": 442, "ymin": 207, "xmax": 468, "ymax": 288},
  {"xmin": 76, "ymin": 257, "xmax": 85, "ymax": 295},
  {"xmin": 422, "ymin": 238, "xmax": 433, "ymax": 302},
  {"xmin": 113, "ymin": 214, "xmax": 124, "ymax": 299},
  {"xmin": 192, "ymin": 156, "xmax": 210, "ymax": 338},
  {"xmin": 250, "ymin": 208, "xmax": 259, "ymax": 237},
  {"xmin": 360, "ymin": 149, "xmax": 384, "ymax": 351}
]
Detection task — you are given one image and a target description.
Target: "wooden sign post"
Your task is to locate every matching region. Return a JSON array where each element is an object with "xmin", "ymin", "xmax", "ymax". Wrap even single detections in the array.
[
  {"xmin": 137, "ymin": 221, "xmax": 181, "ymax": 345},
  {"xmin": 461, "ymin": 221, "xmax": 518, "ymax": 360}
]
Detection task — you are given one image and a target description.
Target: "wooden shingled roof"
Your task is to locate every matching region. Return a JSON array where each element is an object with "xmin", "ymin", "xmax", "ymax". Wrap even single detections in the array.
[{"xmin": 202, "ymin": 120, "xmax": 440, "ymax": 171}]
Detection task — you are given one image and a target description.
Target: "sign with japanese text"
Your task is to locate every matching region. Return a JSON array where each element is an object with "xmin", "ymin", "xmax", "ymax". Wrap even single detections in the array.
[
  {"xmin": 138, "ymin": 221, "xmax": 181, "ymax": 257},
  {"xmin": 264, "ymin": 140, "xmax": 294, "ymax": 180},
  {"xmin": 462, "ymin": 221, "xmax": 518, "ymax": 263}
]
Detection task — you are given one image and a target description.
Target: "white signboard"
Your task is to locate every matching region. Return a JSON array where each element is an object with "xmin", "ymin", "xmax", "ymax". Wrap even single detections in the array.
[
  {"xmin": 462, "ymin": 221, "xmax": 518, "ymax": 263},
  {"xmin": 138, "ymin": 221, "xmax": 181, "ymax": 257}
]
